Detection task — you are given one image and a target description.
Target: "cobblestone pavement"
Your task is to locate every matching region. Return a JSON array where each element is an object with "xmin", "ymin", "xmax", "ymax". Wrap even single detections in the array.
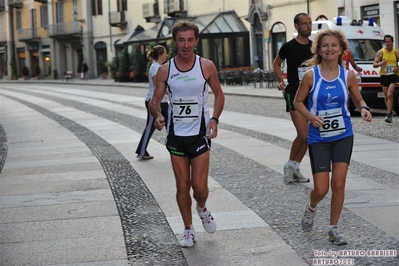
[{"xmin": 0, "ymin": 82, "xmax": 398, "ymax": 265}]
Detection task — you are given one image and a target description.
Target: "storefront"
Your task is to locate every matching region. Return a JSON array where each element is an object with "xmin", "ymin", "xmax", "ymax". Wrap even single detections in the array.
[
  {"xmin": 122, "ymin": 11, "xmax": 250, "ymax": 71},
  {"xmin": 361, "ymin": 4, "xmax": 380, "ymax": 25}
]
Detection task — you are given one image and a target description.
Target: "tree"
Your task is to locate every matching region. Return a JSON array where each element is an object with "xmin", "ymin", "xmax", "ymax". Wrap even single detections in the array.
[
  {"xmin": 108, "ymin": 57, "xmax": 119, "ymax": 81},
  {"xmin": 35, "ymin": 64, "xmax": 41, "ymax": 76},
  {"xmin": 118, "ymin": 47, "xmax": 131, "ymax": 82},
  {"xmin": 97, "ymin": 61, "xmax": 108, "ymax": 74},
  {"xmin": 22, "ymin": 65, "xmax": 29, "ymax": 78},
  {"xmin": 10, "ymin": 55, "xmax": 17, "ymax": 79},
  {"xmin": 130, "ymin": 43, "xmax": 146, "ymax": 82}
]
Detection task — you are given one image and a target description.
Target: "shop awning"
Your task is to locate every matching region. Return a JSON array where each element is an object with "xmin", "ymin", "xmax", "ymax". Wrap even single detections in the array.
[
  {"xmin": 115, "ymin": 25, "xmax": 145, "ymax": 46},
  {"xmin": 122, "ymin": 10, "xmax": 248, "ymax": 45}
]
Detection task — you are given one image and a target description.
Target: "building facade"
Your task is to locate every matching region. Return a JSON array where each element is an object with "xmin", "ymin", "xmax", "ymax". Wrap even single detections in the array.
[{"xmin": 0, "ymin": 0, "xmax": 397, "ymax": 80}]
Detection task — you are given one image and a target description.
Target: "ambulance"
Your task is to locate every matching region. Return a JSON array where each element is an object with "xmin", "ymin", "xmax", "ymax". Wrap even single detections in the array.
[{"xmin": 304, "ymin": 16, "xmax": 398, "ymax": 114}]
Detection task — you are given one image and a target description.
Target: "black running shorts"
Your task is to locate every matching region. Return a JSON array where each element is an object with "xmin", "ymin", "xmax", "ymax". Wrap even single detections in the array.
[
  {"xmin": 166, "ymin": 135, "xmax": 211, "ymax": 158},
  {"xmin": 380, "ymin": 75, "xmax": 398, "ymax": 87},
  {"xmin": 308, "ymin": 136, "xmax": 354, "ymax": 174},
  {"xmin": 284, "ymin": 84, "xmax": 308, "ymax": 112}
]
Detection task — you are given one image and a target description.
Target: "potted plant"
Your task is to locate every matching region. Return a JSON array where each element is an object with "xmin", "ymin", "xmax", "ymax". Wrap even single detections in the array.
[
  {"xmin": 97, "ymin": 61, "xmax": 108, "ymax": 79},
  {"xmin": 22, "ymin": 65, "xmax": 29, "ymax": 80},
  {"xmin": 35, "ymin": 64, "xmax": 41, "ymax": 79}
]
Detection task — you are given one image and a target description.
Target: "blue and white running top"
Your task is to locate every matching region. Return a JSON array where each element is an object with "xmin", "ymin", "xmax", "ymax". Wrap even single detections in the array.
[
  {"xmin": 166, "ymin": 55, "xmax": 210, "ymax": 137},
  {"xmin": 307, "ymin": 65, "xmax": 353, "ymax": 144}
]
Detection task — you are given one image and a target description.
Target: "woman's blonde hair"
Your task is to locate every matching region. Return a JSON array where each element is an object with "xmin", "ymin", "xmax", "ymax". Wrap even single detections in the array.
[{"xmin": 304, "ymin": 29, "xmax": 349, "ymax": 67}]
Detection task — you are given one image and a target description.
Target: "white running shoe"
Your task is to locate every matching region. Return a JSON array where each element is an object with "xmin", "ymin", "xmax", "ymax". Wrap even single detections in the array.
[
  {"xmin": 197, "ymin": 205, "xmax": 217, "ymax": 234},
  {"xmin": 293, "ymin": 168, "xmax": 310, "ymax": 183},
  {"xmin": 283, "ymin": 163, "xmax": 294, "ymax": 184},
  {"xmin": 179, "ymin": 227, "xmax": 196, "ymax": 248},
  {"xmin": 301, "ymin": 203, "xmax": 316, "ymax": 232}
]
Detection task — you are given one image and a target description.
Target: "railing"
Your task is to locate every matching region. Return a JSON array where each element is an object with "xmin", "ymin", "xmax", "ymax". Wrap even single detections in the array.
[
  {"xmin": 142, "ymin": 2, "xmax": 160, "ymax": 22},
  {"xmin": 0, "ymin": 0, "xmax": 5, "ymax": 11},
  {"xmin": 109, "ymin": 11, "xmax": 127, "ymax": 26},
  {"xmin": 0, "ymin": 30, "xmax": 6, "ymax": 43},
  {"xmin": 48, "ymin": 22, "xmax": 81, "ymax": 37},
  {"xmin": 17, "ymin": 28, "xmax": 37, "ymax": 41},
  {"xmin": 8, "ymin": 0, "xmax": 22, "ymax": 8},
  {"xmin": 17, "ymin": 27, "xmax": 48, "ymax": 41},
  {"xmin": 164, "ymin": 0, "xmax": 187, "ymax": 15},
  {"xmin": 142, "ymin": 3, "xmax": 154, "ymax": 17}
]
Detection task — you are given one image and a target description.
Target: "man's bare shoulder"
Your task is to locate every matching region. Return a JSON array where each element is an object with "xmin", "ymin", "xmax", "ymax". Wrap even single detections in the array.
[{"xmin": 200, "ymin": 57, "xmax": 215, "ymax": 68}]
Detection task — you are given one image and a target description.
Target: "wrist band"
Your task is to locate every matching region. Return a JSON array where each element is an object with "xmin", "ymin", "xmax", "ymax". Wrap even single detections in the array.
[{"xmin": 211, "ymin": 117, "xmax": 219, "ymax": 124}]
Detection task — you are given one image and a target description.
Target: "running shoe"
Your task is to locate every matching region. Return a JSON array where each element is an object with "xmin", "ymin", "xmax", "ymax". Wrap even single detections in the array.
[
  {"xmin": 293, "ymin": 168, "xmax": 310, "ymax": 183},
  {"xmin": 301, "ymin": 203, "xmax": 316, "ymax": 232},
  {"xmin": 283, "ymin": 163, "xmax": 294, "ymax": 184},
  {"xmin": 385, "ymin": 113, "xmax": 392, "ymax": 123},
  {"xmin": 197, "ymin": 205, "xmax": 217, "ymax": 233},
  {"xmin": 329, "ymin": 227, "xmax": 348, "ymax": 245},
  {"xmin": 137, "ymin": 155, "xmax": 154, "ymax": 160},
  {"xmin": 179, "ymin": 227, "xmax": 196, "ymax": 248}
]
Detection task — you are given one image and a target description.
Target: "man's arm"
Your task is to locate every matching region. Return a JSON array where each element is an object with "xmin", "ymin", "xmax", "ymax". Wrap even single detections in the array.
[
  {"xmin": 149, "ymin": 64, "xmax": 168, "ymax": 131},
  {"xmin": 272, "ymin": 55, "xmax": 286, "ymax": 90},
  {"xmin": 349, "ymin": 53, "xmax": 362, "ymax": 72},
  {"xmin": 373, "ymin": 50, "xmax": 383, "ymax": 68},
  {"xmin": 202, "ymin": 58, "xmax": 225, "ymax": 139},
  {"xmin": 347, "ymin": 71, "xmax": 372, "ymax": 122}
]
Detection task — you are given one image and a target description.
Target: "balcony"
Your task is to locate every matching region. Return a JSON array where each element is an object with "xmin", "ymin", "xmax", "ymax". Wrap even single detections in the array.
[
  {"xmin": 0, "ymin": 0, "xmax": 5, "ymax": 12},
  {"xmin": 143, "ymin": 2, "xmax": 160, "ymax": 23},
  {"xmin": 109, "ymin": 11, "xmax": 127, "ymax": 27},
  {"xmin": 8, "ymin": 0, "xmax": 22, "ymax": 9},
  {"xmin": 17, "ymin": 28, "xmax": 41, "ymax": 42},
  {"xmin": 164, "ymin": 0, "xmax": 187, "ymax": 17},
  {"xmin": 48, "ymin": 22, "xmax": 82, "ymax": 39}
]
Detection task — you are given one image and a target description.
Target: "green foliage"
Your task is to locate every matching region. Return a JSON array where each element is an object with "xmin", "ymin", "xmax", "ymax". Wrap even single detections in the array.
[
  {"xmin": 108, "ymin": 57, "xmax": 119, "ymax": 80},
  {"xmin": 130, "ymin": 43, "xmax": 146, "ymax": 82},
  {"xmin": 22, "ymin": 65, "xmax": 29, "ymax": 76},
  {"xmin": 97, "ymin": 61, "xmax": 108, "ymax": 74},
  {"xmin": 35, "ymin": 64, "xmax": 41, "ymax": 76},
  {"xmin": 10, "ymin": 55, "xmax": 17, "ymax": 77},
  {"xmin": 118, "ymin": 47, "xmax": 131, "ymax": 82},
  {"xmin": 167, "ymin": 41, "xmax": 176, "ymax": 59}
]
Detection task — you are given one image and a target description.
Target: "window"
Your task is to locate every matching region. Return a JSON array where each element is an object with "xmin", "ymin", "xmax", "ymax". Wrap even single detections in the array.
[
  {"xmin": 338, "ymin": 7, "xmax": 345, "ymax": 16},
  {"xmin": 92, "ymin": 0, "xmax": 103, "ymax": 16},
  {"xmin": 16, "ymin": 11, "xmax": 21, "ymax": 30},
  {"xmin": 40, "ymin": 5, "xmax": 48, "ymax": 28},
  {"xmin": 56, "ymin": 1, "xmax": 64, "ymax": 23},
  {"xmin": 117, "ymin": 0, "xmax": 127, "ymax": 11}
]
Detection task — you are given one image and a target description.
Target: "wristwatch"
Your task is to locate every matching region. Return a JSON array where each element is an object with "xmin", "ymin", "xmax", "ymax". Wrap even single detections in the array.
[{"xmin": 362, "ymin": 106, "xmax": 370, "ymax": 111}]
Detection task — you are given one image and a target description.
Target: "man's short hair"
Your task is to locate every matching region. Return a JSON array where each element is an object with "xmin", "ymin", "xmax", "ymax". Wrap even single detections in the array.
[
  {"xmin": 172, "ymin": 21, "xmax": 199, "ymax": 40},
  {"xmin": 294, "ymin": 13, "xmax": 309, "ymax": 25},
  {"xmin": 384, "ymin": 35, "xmax": 394, "ymax": 43}
]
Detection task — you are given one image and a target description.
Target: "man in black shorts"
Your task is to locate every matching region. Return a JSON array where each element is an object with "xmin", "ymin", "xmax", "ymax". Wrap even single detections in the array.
[
  {"xmin": 150, "ymin": 21, "xmax": 225, "ymax": 248},
  {"xmin": 373, "ymin": 35, "xmax": 399, "ymax": 123},
  {"xmin": 272, "ymin": 12, "xmax": 312, "ymax": 184}
]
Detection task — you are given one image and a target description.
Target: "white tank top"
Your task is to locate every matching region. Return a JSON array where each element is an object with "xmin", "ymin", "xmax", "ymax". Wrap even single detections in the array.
[{"xmin": 166, "ymin": 55, "xmax": 210, "ymax": 136}]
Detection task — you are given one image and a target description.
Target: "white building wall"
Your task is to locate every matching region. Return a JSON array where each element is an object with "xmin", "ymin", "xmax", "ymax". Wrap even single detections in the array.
[
  {"xmin": 91, "ymin": 0, "xmax": 252, "ymax": 70},
  {"xmin": 337, "ymin": 0, "xmax": 399, "ymax": 47}
]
